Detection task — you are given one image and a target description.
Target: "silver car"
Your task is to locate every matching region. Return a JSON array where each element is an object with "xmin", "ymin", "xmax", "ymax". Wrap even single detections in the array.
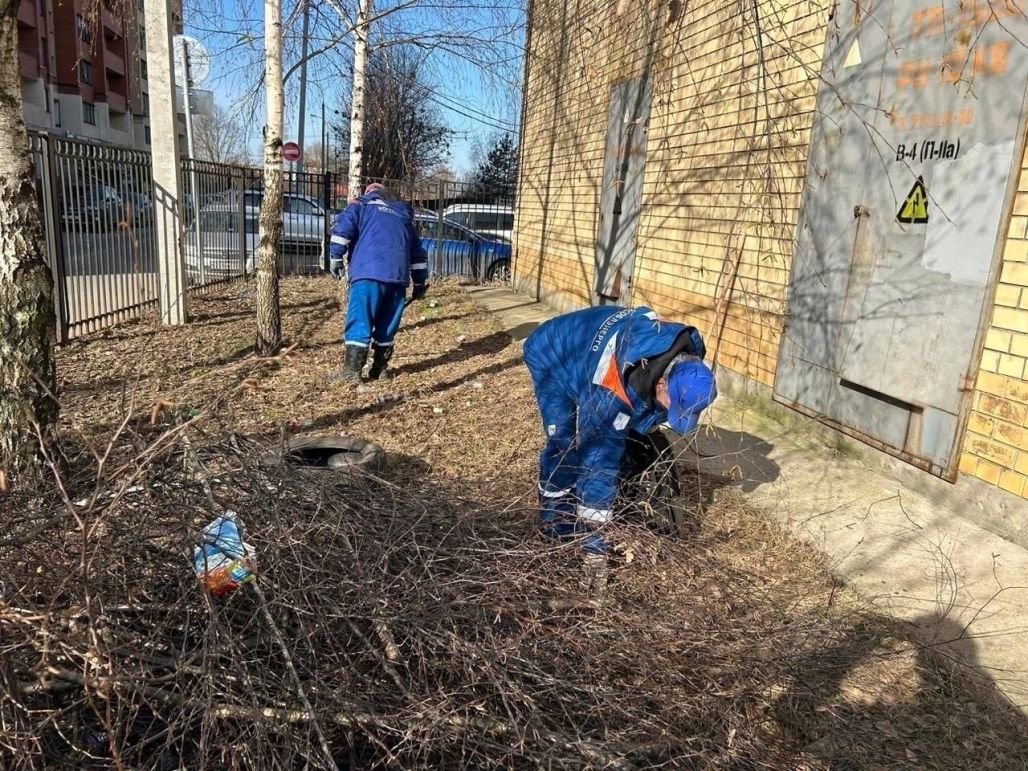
[{"xmin": 184, "ymin": 190, "xmax": 329, "ymax": 279}]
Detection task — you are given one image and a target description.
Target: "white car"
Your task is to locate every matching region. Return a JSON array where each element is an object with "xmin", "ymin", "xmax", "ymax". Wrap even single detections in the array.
[
  {"xmin": 184, "ymin": 190, "xmax": 329, "ymax": 279},
  {"xmin": 441, "ymin": 203, "xmax": 514, "ymax": 243}
]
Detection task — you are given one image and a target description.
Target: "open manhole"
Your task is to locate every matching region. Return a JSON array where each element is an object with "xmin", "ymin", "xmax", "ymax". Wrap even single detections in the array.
[{"xmin": 264, "ymin": 435, "xmax": 386, "ymax": 478}]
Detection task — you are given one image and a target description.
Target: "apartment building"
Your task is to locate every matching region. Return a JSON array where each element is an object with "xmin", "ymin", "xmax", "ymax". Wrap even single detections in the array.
[{"xmin": 18, "ymin": 0, "xmax": 184, "ymax": 150}]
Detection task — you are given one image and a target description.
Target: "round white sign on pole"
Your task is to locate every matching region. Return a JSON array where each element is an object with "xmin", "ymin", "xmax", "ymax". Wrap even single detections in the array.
[{"xmin": 173, "ymin": 35, "xmax": 211, "ymax": 86}]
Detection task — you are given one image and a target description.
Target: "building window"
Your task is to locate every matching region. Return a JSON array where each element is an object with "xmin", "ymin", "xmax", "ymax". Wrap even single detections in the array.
[
  {"xmin": 83, "ymin": 101, "xmax": 96, "ymax": 125},
  {"xmin": 138, "ymin": 26, "xmax": 146, "ymax": 52},
  {"xmin": 141, "ymin": 92, "xmax": 149, "ymax": 116},
  {"xmin": 76, "ymin": 14, "xmax": 92, "ymax": 43},
  {"xmin": 140, "ymin": 59, "xmax": 147, "ymax": 80},
  {"xmin": 54, "ymin": 100, "xmax": 61, "ymax": 128},
  {"xmin": 79, "ymin": 60, "xmax": 92, "ymax": 85},
  {"xmin": 144, "ymin": 125, "xmax": 151, "ymax": 145}
]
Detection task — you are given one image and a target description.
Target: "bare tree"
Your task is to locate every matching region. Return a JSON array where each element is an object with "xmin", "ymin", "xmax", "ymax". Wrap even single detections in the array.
[
  {"xmin": 185, "ymin": 0, "xmax": 524, "ymax": 183},
  {"xmin": 304, "ymin": 141, "xmax": 326, "ymax": 173},
  {"xmin": 255, "ymin": 0, "xmax": 284, "ymax": 356},
  {"xmin": 332, "ymin": 46, "xmax": 452, "ymax": 182},
  {"xmin": 193, "ymin": 105, "xmax": 253, "ymax": 165},
  {"xmin": 0, "ymin": 0, "xmax": 57, "ymax": 478}
]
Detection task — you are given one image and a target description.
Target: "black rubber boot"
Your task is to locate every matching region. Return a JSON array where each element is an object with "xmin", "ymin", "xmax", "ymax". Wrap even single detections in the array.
[
  {"xmin": 335, "ymin": 345, "xmax": 368, "ymax": 382},
  {"xmin": 367, "ymin": 343, "xmax": 394, "ymax": 380}
]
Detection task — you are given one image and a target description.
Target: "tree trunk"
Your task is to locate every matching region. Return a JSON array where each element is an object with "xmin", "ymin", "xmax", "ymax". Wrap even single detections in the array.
[
  {"xmin": 255, "ymin": 0, "xmax": 284, "ymax": 356},
  {"xmin": 347, "ymin": 0, "xmax": 372, "ymax": 197},
  {"xmin": 0, "ymin": 1, "xmax": 57, "ymax": 477}
]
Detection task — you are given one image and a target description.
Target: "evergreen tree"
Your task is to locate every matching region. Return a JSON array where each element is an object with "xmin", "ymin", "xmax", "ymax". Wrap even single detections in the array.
[{"xmin": 471, "ymin": 133, "xmax": 519, "ymax": 200}]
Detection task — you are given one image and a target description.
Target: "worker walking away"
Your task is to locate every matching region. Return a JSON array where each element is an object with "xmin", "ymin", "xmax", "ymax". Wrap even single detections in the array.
[
  {"xmin": 329, "ymin": 183, "xmax": 429, "ymax": 381},
  {"xmin": 523, "ymin": 306, "xmax": 717, "ymax": 559}
]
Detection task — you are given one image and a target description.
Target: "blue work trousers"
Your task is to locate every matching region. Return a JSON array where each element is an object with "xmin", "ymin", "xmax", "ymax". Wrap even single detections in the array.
[
  {"xmin": 345, "ymin": 279, "xmax": 408, "ymax": 348},
  {"xmin": 524, "ymin": 345, "xmax": 608, "ymax": 554}
]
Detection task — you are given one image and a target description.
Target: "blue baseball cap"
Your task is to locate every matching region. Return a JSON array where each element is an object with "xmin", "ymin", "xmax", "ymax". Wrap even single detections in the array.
[{"xmin": 666, "ymin": 357, "xmax": 717, "ymax": 435}]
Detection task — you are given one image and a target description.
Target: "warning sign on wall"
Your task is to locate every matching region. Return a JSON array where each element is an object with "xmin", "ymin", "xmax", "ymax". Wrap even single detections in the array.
[{"xmin": 897, "ymin": 176, "xmax": 929, "ymax": 224}]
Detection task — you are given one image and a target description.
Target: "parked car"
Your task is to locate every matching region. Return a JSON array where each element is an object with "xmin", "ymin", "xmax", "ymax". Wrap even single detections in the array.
[
  {"xmin": 62, "ymin": 185, "xmax": 123, "ymax": 231},
  {"xmin": 414, "ymin": 212, "xmax": 511, "ymax": 282},
  {"xmin": 441, "ymin": 203, "xmax": 514, "ymax": 244},
  {"xmin": 184, "ymin": 191, "xmax": 330, "ymax": 280}
]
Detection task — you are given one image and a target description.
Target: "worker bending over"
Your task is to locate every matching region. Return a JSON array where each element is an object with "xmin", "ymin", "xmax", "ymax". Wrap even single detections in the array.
[{"xmin": 523, "ymin": 306, "xmax": 717, "ymax": 554}]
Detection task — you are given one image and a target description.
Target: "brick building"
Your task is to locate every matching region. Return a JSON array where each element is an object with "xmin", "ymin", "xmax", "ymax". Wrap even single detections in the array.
[
  {"xmin": 18, "ymin": 0, "xmax": 183, "ymax": 149},
  {"xmin": 514, "ymin": 0, "xmax": 1028, "ymax": 521}
]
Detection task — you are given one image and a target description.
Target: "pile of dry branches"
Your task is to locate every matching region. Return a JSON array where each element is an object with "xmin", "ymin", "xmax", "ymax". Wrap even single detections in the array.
[{"xmin": 2, "ymin": 417, "xmax": 1027, "ymax": 769}]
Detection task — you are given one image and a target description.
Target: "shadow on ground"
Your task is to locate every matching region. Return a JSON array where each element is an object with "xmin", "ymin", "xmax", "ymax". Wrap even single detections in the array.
[
  {"xmin": 764, "ymin": 611, "xmax": 1026, "ymax": 768},
  {"xmin": 391, "ymin": 330, "xmax": 515, "ymax": 377},
  {"xmin": 685, "ymin": 426, "xmax": 782, "ymax": 493}
]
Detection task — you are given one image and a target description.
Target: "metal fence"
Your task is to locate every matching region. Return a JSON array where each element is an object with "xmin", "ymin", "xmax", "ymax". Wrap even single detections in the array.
[
  {"xmin": 29, "ymin": 135, "xmax": 338, "ymax": 341},
  {"xmin": 29, "ymin": 132, "xmax": 516, "ymax": 342},
  {"xmin": 180, "ymin": 161, "xmax": 332, "ymax": 287},
  {"xmin": 30, "ymin": 133, "xmax": 160, "ymax": 340}
]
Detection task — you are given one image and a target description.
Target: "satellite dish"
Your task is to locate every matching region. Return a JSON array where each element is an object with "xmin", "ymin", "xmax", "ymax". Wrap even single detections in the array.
[{"xmin": 173, "ymin": 35, "xmax": 211, "ymax": 87}]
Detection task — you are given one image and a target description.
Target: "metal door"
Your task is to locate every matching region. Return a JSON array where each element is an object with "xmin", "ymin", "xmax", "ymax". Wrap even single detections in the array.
[
  {"xmin": 595, "ymin": 76, "xmax": 652, "ymax": 305},
  {"xmin": 774, "ymin": 0, "xmax": 1028, "ymax": 478}
]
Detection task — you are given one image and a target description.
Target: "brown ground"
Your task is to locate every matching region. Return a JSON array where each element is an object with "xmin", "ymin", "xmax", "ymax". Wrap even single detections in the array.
[
  {"xmin": 8, "ymin": 276, "xmax": 1028, "ymax": 769},
  {"xmin": 58, "ymin": 277, "xmax": 535, "ymax": 497}
]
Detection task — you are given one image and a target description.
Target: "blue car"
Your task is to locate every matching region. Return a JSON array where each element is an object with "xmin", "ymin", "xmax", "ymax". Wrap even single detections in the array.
[{"xmin": 414, "ymin": 212, "xmax": 511, "ymax": 282}]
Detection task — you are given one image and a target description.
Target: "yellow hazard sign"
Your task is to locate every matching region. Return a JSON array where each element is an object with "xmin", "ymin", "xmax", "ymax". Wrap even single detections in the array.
[{"xmin": 897, "ymin": 176, "xmax": 928, "ymax": 224}]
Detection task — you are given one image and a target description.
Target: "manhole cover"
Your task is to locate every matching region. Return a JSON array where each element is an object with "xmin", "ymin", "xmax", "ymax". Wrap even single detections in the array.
[{"xmin": 264, "ymin": 435, "xmax": 385, "ymax": 478}]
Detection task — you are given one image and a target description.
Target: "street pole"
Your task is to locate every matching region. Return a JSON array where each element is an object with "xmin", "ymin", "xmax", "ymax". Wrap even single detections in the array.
[
  {"xmin": 320, "ymin": 101, "xmax": 326, "ymax": 175},
  {"xmin": 296, "ymin": 0, "xmax": 310, "ymax": 183},
  {"xmin": 145, "ymin": 0, "xmax": 187, "ymax": 325},
  {"xmin": 180, "ymin": 38, "xmax": 205, "ymax": 284}
]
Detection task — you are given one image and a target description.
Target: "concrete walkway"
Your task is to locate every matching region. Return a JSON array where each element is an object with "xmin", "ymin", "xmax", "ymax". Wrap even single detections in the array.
[{"xmin": 466, "ymin": 285, "xmax": 1028, "ymax": 710}]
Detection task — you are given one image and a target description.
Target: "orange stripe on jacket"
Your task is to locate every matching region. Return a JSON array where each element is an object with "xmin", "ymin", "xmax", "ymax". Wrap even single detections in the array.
[{"xmin": 599, "ymin": 355, "xmax": 632, "ymax": 407}]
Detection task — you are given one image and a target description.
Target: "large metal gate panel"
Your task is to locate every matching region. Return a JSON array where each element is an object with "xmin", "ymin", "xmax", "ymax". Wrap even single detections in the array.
[
  {"xmin": 779, "ymin": 10, "xmax": 893, "ymax": 372},
  {"xmin": 775, "ymin": 0, "xmax": 1028, "ymax": 477}
]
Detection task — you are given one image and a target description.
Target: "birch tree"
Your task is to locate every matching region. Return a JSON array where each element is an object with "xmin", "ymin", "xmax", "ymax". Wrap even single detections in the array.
[
  {"xmin": 347, "ymin": 0, "xmax": 372, "ymax": 196},
  {"xmin": 255, "ymin": 0, "xmax": 284, "ymax": 356},
  {"xmin": 0, "ymin": 0, "xmax": 57, "ymax": 478}
]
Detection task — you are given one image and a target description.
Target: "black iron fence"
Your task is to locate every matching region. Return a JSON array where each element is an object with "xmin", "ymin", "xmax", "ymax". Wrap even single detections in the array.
[
  {"xmin": 29, "ymin": 132, "xmax": 160, "ymax": 340},
  {"xmin": 28, "ymin": 133, "xmax": 515, "ymax": 342},
  {"xmin": 181, "ymin": 161, "xmax": 331, "ymax": 286}
]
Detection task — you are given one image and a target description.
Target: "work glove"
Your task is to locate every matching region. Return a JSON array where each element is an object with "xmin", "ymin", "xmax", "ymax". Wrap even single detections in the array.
[
  {"xmin": 411, "ymin": 284, "xmax": 428, "ymax": 301},
  {"xmin": 684, "ymin": 326, "xmax": 706, "ymax": 360},
  {"xmin": 329, "ymin": 257, "xmax": 346, "ymax": 281}
]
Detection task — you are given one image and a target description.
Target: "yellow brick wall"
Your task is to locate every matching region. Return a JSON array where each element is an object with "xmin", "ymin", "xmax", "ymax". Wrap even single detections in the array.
[
  {"xmin": 513, "ymin": 0, "xmax": 618, "ymax": 308},
  {"xmin": 960, "ymin": 152, "xmax": 1028, "ymax": 500},
  {"xmin": 514, "ymin": 0, "xmax": 831, "ymax": 386},
  {"xmin": 515, "ymin": 0, "xmax": 1028, "ymax": 501}
]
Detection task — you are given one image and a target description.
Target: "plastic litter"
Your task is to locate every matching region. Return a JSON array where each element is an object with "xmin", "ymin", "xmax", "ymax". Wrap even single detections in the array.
[{"xmin": 193, "ymin": 511, "xmax": 257, "ymax": 597}]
